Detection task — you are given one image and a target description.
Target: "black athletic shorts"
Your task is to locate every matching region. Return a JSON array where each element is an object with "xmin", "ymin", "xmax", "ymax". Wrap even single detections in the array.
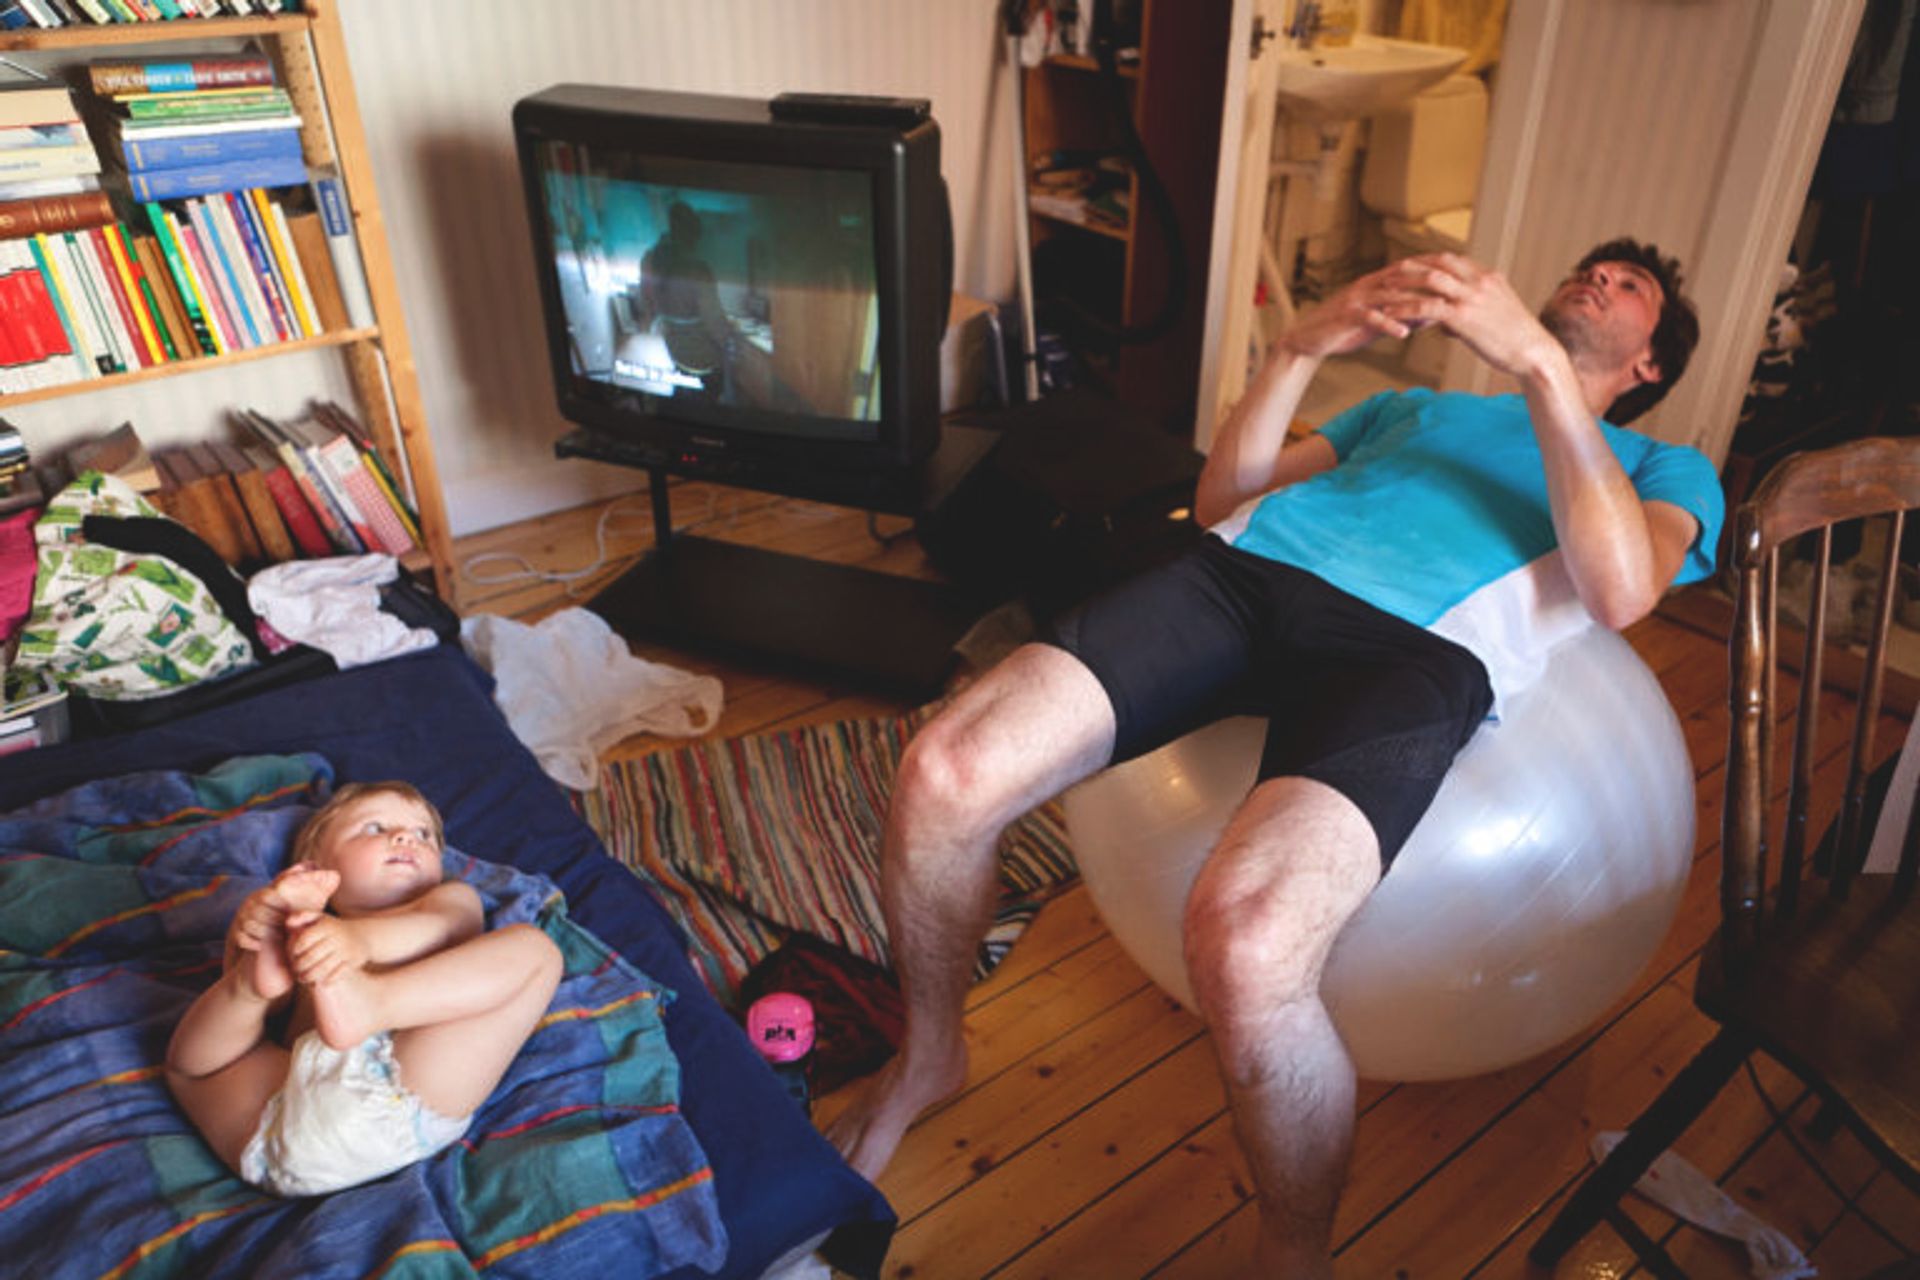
[{"xmin": 1040, "ymin": 535, "xmax": 1493, "ymax": 866}]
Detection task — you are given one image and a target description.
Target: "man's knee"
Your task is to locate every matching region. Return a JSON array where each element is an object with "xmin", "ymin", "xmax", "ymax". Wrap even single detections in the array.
[{"xmin": 1183, "ymin": 879, "xmax": 1324, "ymax": 1022}]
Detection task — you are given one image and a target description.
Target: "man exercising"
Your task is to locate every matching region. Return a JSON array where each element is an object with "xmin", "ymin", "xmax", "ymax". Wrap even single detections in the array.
[{"xmin": 828, "ymin": 241, "xmax": 1724, "ymax": 1276}]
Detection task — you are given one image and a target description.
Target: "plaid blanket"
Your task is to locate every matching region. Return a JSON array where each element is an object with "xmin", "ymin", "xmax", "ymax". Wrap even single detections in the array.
[{"xmin": 0, "ymin": 754, "xmax": 727, "ymax": 1280}]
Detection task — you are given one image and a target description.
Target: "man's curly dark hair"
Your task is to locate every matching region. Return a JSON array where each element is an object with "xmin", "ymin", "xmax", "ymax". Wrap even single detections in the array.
[{"xmin": 1571, "ymin": 238, "xmax": 1699, "ymax": 426}]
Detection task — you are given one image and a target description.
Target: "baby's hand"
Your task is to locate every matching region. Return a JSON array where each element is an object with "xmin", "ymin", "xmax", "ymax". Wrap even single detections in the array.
[
  {"xmin": 273, "ymin": 861, "xmax": 340, "ymax": 928},
  {"xmin": 288, "ymin": 915, "xmax": 368, "ymax": 987}
]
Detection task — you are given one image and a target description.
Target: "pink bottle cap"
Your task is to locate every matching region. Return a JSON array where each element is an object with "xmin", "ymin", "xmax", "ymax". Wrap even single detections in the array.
[{"xmin": 746, "ymin": 992, "xmax": 816, "ymax": 1064}]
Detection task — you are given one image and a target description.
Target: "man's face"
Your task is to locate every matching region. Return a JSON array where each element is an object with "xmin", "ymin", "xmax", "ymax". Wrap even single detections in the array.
[{"xmin": 1540, "ymin": 259, "xmax": 1664, "ymax": 381}]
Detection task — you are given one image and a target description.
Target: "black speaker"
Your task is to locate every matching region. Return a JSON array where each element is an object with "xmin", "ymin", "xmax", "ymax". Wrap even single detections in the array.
[{"xmin": 916, "ymin": 389, "xmax": 1206, "ymax": 620}]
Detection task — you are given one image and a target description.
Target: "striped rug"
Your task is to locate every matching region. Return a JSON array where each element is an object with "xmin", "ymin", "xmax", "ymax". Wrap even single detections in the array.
[{"xmin": 572, "ymin": 710, "xmax": 1078, "ymax": 1003}]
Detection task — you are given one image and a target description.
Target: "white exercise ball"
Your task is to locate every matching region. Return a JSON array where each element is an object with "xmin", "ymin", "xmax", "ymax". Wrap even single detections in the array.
[{"xmin": 1062, "ymin": 624, "xmax": 1693, "ymax": 1082}]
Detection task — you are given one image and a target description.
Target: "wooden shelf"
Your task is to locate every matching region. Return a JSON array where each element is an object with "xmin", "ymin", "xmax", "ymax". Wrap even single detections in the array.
[
  {"xmin": 0, "ymin": 328, "xmax": 379, "ymax": 409},
  {"xmin": 1029, "ymin": 202, "xmax": 1130, "ymax": 241},
  {"xmin": 0, "ymin": 14, "xmax": 308, "ymax": 51},
  {"xmin": 0, "ymin": 0, "xmax": 457, "ymax": 602}
]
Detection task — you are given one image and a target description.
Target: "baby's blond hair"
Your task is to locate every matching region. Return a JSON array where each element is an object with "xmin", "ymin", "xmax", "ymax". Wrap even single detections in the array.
[{"xmin": 293, "ymin": 781, "xmax": 444, "ymax": 866}]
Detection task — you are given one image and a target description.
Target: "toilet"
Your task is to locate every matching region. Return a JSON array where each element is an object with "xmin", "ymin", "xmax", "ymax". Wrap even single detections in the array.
[{"xmin": 1359, "ymin": 73, "xmax": 1488, "ymax": 379}]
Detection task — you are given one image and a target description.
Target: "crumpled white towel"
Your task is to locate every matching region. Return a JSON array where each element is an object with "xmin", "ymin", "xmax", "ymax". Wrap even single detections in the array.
[
  {"xmin": 1594, "ymin": 1131, "xmax": 1817, "ymax": 1280},
  {"xmin": 248, "ymin": 554, "xmax": 437, "ymax": 670},
  {"xmin": 460, "ymin": 609, "xmax": 723, "ymax": 791}
]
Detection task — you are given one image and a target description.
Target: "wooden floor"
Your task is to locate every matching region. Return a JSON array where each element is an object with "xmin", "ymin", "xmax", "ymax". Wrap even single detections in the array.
[{"xmin": 453, "ymin": 484, "xmax": 1920, "ymax": 1280}]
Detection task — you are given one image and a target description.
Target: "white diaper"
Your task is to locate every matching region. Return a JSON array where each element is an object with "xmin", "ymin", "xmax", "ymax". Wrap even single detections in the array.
[{"xmin": 239, "ymin": 1030, "xmax": 472, "ymax": 1197}]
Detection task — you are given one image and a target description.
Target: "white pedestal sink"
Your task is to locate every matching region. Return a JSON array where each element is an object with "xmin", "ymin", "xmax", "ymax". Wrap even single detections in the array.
[
  {"xmin": 1274, "ymin": 34, "xmax": 1469, "ymax": 122},
  {"xmin": 1258, "ymin": 35, "xmax": 1470, "ymax": 333}
]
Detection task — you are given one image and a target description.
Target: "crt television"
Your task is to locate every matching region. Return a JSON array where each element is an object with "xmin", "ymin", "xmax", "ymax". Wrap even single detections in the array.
[{"xmin": 512, "ymin": 85, "xmax": 951, "ymax": 511}]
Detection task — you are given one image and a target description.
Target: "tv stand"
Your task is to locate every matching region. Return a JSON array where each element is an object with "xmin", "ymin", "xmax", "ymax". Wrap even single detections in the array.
[{"xmin": 562, "ymin": 426, "xmax": 1001, "ymax": 700}]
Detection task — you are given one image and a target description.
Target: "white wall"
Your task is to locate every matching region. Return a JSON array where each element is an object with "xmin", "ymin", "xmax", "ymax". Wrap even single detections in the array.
[{"xmin": 334, "ymin": 0, "xmax": 1018, "ymax": 535}]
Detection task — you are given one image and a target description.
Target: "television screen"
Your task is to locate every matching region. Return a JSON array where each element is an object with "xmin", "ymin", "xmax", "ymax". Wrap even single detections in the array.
[{"xmin": 534, "ymin": 140, "xmax": 885, "ymax": 441}]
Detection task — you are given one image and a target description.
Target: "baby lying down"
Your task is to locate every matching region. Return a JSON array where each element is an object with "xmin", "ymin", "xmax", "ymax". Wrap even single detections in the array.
[{"xmin": 165, "ymin": 781, "xmax": 563, "ymax": 1196}]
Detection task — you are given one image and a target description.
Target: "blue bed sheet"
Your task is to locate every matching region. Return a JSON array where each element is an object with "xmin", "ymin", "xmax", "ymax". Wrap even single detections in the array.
[{"xmin": 0, "ymin": 644, "xmax": 894, "ymax": 1280}]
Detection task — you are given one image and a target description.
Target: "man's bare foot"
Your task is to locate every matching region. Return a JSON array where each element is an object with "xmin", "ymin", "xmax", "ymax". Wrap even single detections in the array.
[
  {"xmin": 822, "ymin": 1039, "xmax": 968, "ymax": 1181},
  {"xmin": 307, "ymin": 966, "xmax": 382, "ymax": 1051}
]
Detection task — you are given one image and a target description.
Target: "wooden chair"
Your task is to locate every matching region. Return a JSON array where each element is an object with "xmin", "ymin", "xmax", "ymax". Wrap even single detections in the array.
[{"xmin": 1529, "ymin": 436, "xmax": 1920, "ymax": 1273}]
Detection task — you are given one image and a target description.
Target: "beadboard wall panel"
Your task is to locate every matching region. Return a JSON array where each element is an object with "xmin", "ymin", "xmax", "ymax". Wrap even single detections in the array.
[{"xmin": 334, "ymin": 0, "xmax": 1016, "ymax": 536}]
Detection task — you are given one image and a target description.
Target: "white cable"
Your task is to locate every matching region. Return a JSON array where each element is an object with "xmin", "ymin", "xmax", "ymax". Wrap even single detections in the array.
[{"xmin": 459, "ymin": 496, "xmax": 653, "ymax": 597}]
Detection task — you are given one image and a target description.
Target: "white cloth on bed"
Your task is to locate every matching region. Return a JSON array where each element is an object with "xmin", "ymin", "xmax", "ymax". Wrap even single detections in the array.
[
  {"xmin": 460, "ymin": 608, "xmax": 723, "ymax": 791},
  {"xmin": 239, "ymin": 1030, "xmax": 471, "ymax": 1198},
  {"xmin": 247, "ymin": 554, "xmax": 437, "ymax": 669}
]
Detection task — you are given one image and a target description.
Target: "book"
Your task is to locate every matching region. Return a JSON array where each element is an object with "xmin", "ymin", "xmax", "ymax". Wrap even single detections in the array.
[
  {"xmin": 117, "ymin": 93, "xmax": 295, "ymax": 125},
  {"xmin": 80, "ymin": 226, "xmax": 146, "ymax": 368},
  {"xmin": 144, "ymin": 205, "xmax": 218, "ymax": 355},
  {"xmin": 241, "ymin": 437, "xmax": 330, "ymax": 558},
  {"xmin": 57, "ymin": 229, "xmax": 127, "ymax": 372},
  {"xmin": 98, "ymin": 221, "xmax": 165, "ymax": 364},
  {"xmin": 119, "ymin": 122, "xmax": 302, "ymax": 172},
  {"xmin": 183, "ymin": 440, "xmax": 264, "ymax": 564},
  {"xmin": 64, "ymin": 421, "xmax": 160, "ymax": 491},
  {"xmin": 224, "ymin": 189, "xmax": 293, "ymax": 340},
  {"xmin": 170, "ymin": 209, "xmax": 242, "ymax": 350},
  {"xmin": 0, "ymin": 144, "xmax": 101, "ymax": 183},
  {"xmin": 128, "ymin": 230, "xmax": 196, "ymax": 357},
  {"xmin": 282, "ymin": 207, "xmax": 347, "ymax": 332},
  {"xmin": 282, "ymin": 412, "xmax": 379, "ymax": 552},
  {"xmin": 0, "ymin": 175, "xmax": 101, "ymax": 204},
  {"xmin": 300, "ymin": 411, "xmax": 412, "ymax": 556},
  {"xmin": 152, "ymin": 444, "xmax": 252, "ymax": 565},
  {"xmin": 28, "ymin": 233, "xmax": 106, "ymax": 376},
  {"xmin": 309, "ymin": 173, "xmax": 372, "ymax": 327},
  {"xmin": 0, "ymin": 189, "xmax": 115, "ymax": 238},
  {"xmin": 185, "ymin": 196, "xmax": 260, "ymax": 346},
  {"xmin": 254, "ymin": 188, "xmax": 316, "ymax": 336},
  {"xmin": 119, "ymin": 150, "xmax": 307, "ymax": 201},
  {"xmin": 0, "ymin": 121, "xmax": 88, "ymax": 150},
  {"xmin": 0, "ymin": 87, "xmax": 80, "ymax": 130},
  {"xmin": 240, "ymin": 409, "xmax": 360, "ymax": 553},
  {"xmin": 210, "ymin": 437, "xmax": 295, "ymax": 562},
  {"xmin": 112, "ymin": 222, "xmax": 177, "ymax": 360},
  {"xmin": 89, "ymin": 55, "xmax": 276, "ymax": 98},
  {"xmin": 317, "ymin": 399, "xmax": 422, "ymax": 543},
  {"xmin": 201, "ymin": 192, "xmax": 281, "ymax": 342}
]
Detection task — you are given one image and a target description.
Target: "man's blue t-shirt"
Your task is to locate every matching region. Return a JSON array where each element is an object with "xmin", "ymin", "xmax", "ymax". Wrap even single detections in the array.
[{"xmin": 1224, "ymin": 389, "xmax": 1725, "ymax": 629}]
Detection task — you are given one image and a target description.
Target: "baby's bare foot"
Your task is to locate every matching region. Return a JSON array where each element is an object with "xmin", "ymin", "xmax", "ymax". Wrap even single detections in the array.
[
  {"xmin": 274, "ymin": 863, "xmax": 340, "ymax": 917},
  {"xmin": 309, "ymin": 966, "xmax": 382, "ymax": 1051}
]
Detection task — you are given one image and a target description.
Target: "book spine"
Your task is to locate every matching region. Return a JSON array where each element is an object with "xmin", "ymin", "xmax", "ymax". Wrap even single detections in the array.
[
  {"xmin": 124, "ymin": 151, "xmax": 307, "ymax": 202},
  {"xmin": 259, "ymin": 459, "xmax": 331, "ymax": 557},
  {"xmin": 176, "ymin": 207, "xmax": 247, "ymax": 348},
  {"xmin": 99, "ymin": 220, "xmax": 164, "ymax": 364},
  {"xmin": 309, "ymin": 173, "xmax": 373, "ymax": 328},
  {"xmin": 144, "ymin": 203, "xmax": 217, "ymax": 355},
  {"xmin": 82, "ymin": 226, "xmax": 146, "ymax": 368},
  {"xmin": 188, "ymin": 196, "xmax": 262, "ymax": 346},
  {"xmin": 254, "ymin": 189, "xmax": 315, "ymax": 337},
  {"xmin": 0, "ymin": 190, "xmax": 114, "ymax": 238},
  {"xmin": 281, "ymin": 207, "xmax": 345, "ymax": 333},
  {"xmin": 227, "ymin": 189, "xmax": 294, "ymax": 341},
  {"xmin": 287, "ymin": 442, "xmax": 360, "ymax": 553},
  {"xmin": 25, "ymin": 234, "xmax": 96, "ymax": 379},
  {"xmin": 312, "ymin": 437, "xmax": 378, "ymax": 552},
  {"xmin": 121, "ymin": 92, "xmax": 292, "ymax": 122},
  {"xmin": 57, "ymin": 230, "xmax": 124, "ymax": 372},
  {"xmin": 120, "ymin": 124, "xmax": 301, "ymax": 171},
  {"xmin": 89, "ymin": 56, "xmax": 276, "ymax": 97},
  {"xmin": 0, "ymin": 146, "xmax": 102, "ymax": 181},
  {"xmin": 114, "ymin": 223, "xmax": 177, "ymax": 361}
]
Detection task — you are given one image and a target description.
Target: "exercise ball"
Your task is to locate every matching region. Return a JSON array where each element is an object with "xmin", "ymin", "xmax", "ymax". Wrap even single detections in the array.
[{"xmin": 1062, "ymin": 624, "xmax": 1693, "ymax": 1082}]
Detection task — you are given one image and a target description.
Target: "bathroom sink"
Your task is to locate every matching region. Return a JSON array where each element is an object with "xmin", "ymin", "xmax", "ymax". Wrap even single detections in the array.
[{"xmin": 1274, "ymin": 35, "xmax": 1469, "ymax": 120}]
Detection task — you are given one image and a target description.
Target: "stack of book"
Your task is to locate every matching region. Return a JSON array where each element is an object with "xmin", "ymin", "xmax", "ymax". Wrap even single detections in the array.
[
  {"xmin": 0, "ymin": 1, "xmax": 296, "ymax": 32},
  {"xmin": 93, "ymin": 53, "xmax": 307, "ymax": 202},
  {"xmin": 0, "ymin": 417, "xmax": 36, "ymax": 514}
]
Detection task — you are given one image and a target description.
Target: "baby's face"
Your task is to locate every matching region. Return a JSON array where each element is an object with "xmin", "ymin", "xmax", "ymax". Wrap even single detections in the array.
[{"xmin": 315, "ymin": 792, "xmax": 443, "ymax": 913}]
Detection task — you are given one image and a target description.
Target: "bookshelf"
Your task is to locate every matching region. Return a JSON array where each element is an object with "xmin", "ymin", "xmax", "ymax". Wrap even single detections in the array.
[
  {"xmin": 1021, "ymin": 0, "xmax": 1231, "ymax": 432},
  {"xmin": 0, "ymin": 0, "xmax": 455, "ymax": 600}
]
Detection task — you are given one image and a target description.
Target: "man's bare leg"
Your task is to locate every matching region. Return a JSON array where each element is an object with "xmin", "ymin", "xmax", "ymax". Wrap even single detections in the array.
[
  {"xmin": 1183, "ymin": 777, "xmax": 1381, "ymax": 1279},
  {"xmin": 826, "ymin": 643, "xmax": 1118, "ymax": 1179}
]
